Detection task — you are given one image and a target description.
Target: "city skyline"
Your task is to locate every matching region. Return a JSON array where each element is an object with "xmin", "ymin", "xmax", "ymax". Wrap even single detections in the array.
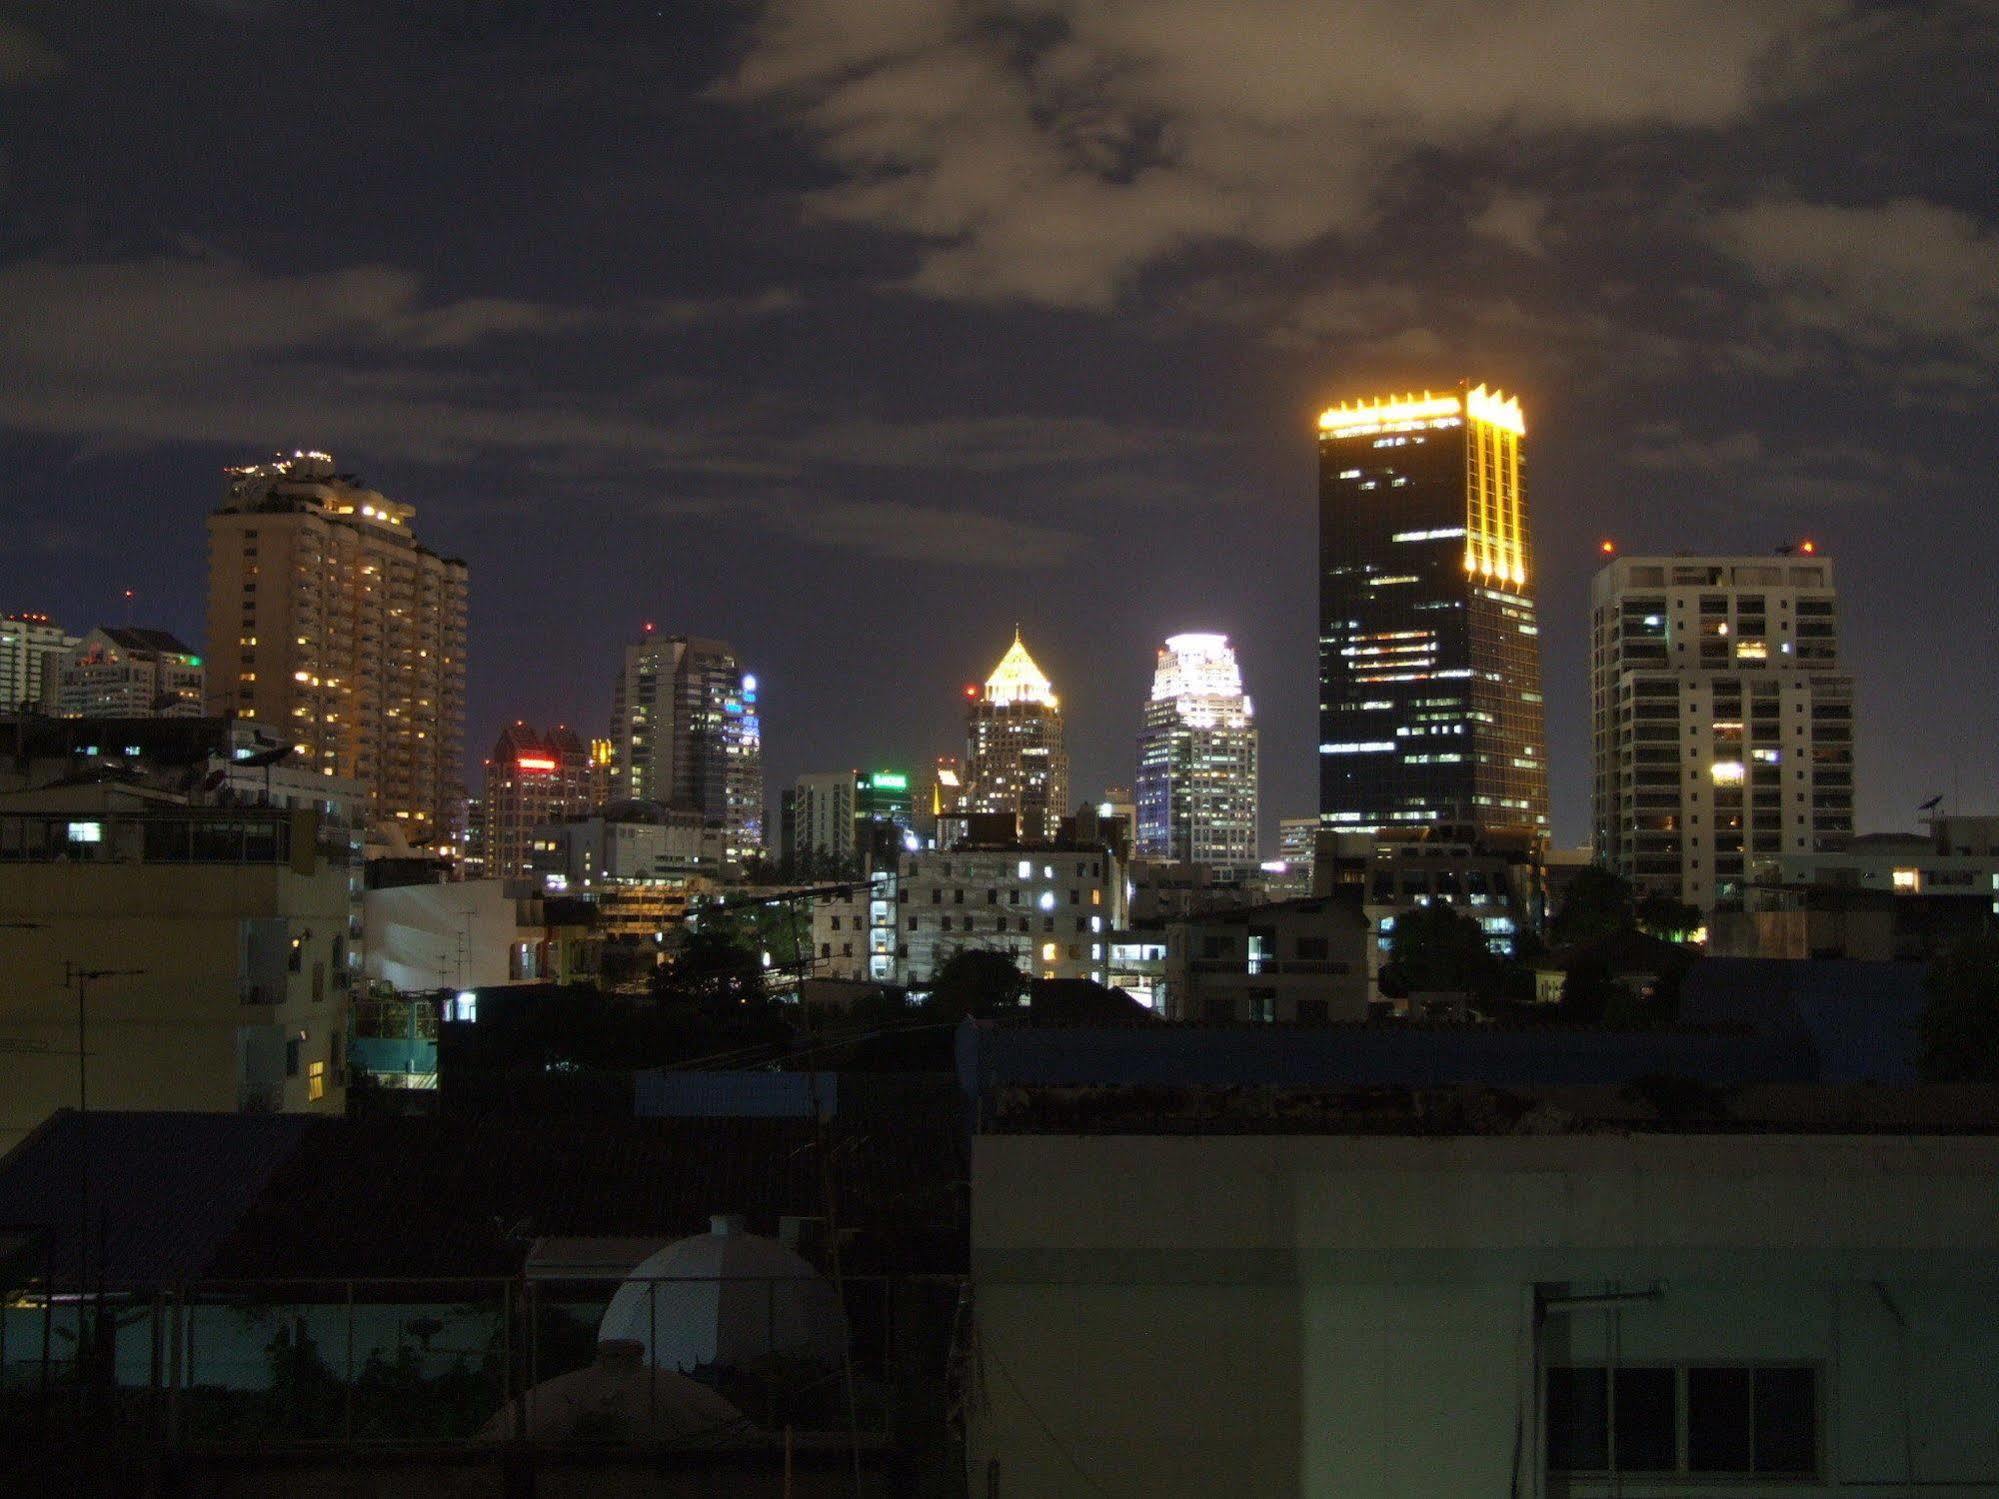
[{"xmin": 2, "ymin": 5, "xmax": 1996, "ymax": 845}]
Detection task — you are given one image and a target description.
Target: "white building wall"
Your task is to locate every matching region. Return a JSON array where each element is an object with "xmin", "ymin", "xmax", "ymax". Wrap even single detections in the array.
[{"xmin": 971, "ymin": 1132, "xmax": 1999, "ymax": 1498}]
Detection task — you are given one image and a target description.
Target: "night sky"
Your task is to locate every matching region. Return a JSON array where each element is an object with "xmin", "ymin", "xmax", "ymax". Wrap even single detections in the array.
[{"xmin": 4, "ymin": 1, "xmax": 1996, "ymax": 848}]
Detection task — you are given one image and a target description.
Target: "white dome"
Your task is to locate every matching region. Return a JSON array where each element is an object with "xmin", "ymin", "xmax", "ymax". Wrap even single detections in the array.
[
  {"xmin": 482, "ymin": 1340, "xmax": 746, "ymax": 1443},
  {"xmin": 597, "ymin": 1215, "xmax": 848, "ymax": 1373}
]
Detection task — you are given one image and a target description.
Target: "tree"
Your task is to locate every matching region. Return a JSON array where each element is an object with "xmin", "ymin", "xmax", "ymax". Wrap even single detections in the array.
[
  {"xmin": 923, "ymin": 948, "xmax": 1029, "ymax": 1020},
  {"xmin": 656, "ymin": 921, "xmax": 766, "ymax": 1007},
  {"xmin": 1635, "ymin": 892, "xmax": 1703, "ymax": 943},
  {"xmin": 1549, "ymin": 866, "xmax": 1635, "ymax": 946},
  {"xmin": 1919, "ymin": 931, "xmax": 1999, "ymax": 1082},
  {"xmin": 1379, "ymin": 902, "xmax": 1502, "ymax": 1000}
]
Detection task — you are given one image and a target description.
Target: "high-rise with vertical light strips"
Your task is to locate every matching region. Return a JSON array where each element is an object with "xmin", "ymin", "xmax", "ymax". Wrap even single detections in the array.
[
  {"xmin": 1316, "ymin": 385, "xmax": 1548, "ymax": 840},
  {"xmin": 966, "ymin": 631, "xmax": 1068, "ymax": 843}
]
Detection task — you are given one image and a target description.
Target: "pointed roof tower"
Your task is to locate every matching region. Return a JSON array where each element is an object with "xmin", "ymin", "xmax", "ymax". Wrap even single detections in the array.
[{"xmin": 983, "ymin": 628, "xmax": 1057, "ymax": 707}]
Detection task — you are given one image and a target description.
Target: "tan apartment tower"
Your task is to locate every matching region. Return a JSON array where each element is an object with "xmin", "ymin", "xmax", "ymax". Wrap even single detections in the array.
[{"xmin": 206, "ymin": 451, "xmax": 468, "ymax": 850}]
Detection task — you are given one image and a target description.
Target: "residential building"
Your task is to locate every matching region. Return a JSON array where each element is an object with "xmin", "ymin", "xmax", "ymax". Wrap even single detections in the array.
[
  {"xmin": 784, "ymin": 770, "xmax": 860, "ymax": 871},
  {"xmin": 361, "ymin": 877, "xmax": 556, "ymax": 993},
  {"xmin": 480, "ymin": 723, "xmax": 592, "ymax": 883},
  {"xmin": 969, "ymin": 1095, "xmax": 1999, "ymax": 1496},
  {"xmin": 52, "ymin": 626, "xmax": 205, "ymax": 718},
  {"xmin": 1160, "ymin": 893, "xmax": 1372, "ymax": 1022},
  {"xmin": 896, "ymin": 842, "xmax": 1126, "ymax": 987},
  {"xmin": 965, "ymin": 631, "xmax": 1068, "ymax": 843},
  {"xmin": 1591, "ymin": 552, "xmax": 1855, "ymax": 910},
  {"xmin": 609, "ymin": 631, "xmax": 762, "ymax": 860},
  {"xmin": 810, "ymin": 866, "xmax": 899, "ymax": 984},
  {"xmin": 1135, "ymin": 632, "xmax": 1258, "ymax": 871},
  {"xmin": 1, "ymin": 610, "xmax": 75, "ymax": 711},
  {"xmin": 1317, "ymin": 386, "xmax": 1549, "ymax": 840},
  {"xmin": 0, "ymin": 791, "xmax": 354, "ymax": 1152},
  {"xmin": 205, "ymin": 450, "xmax": 468, "ymax": 850}
]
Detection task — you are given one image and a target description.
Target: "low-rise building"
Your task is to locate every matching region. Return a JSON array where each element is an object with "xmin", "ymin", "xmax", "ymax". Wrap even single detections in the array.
[
  {"xmin": 529, "ymin": 800, "xmax": 727, "ymax": 890},
  {"xmin": 896, "ymin": 842, "xmax": 1127, "ymax": 987},
  {"xmin": 971, "ymin": 1090, "xmax": 1999, "ymax": 1496},
  {"xmin": 1161, "ymin": 893, "xmax": 1371, "ymax": 1022},
  {"xmin": 0, "ymin": 791, "xmax": 353, "ymax": 1152}
]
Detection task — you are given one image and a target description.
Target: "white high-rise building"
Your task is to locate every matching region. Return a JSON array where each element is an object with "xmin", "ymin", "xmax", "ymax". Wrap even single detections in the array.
[
  {"xmin": 1, "ymin": 612, "xmax": 76, "ymax": 712},
  {"xmin": 609, "ymin": 631, "xmax": 763, "ymax": 861},
  {"xmin": 788, "ymin": 770, "xmax": 859, "ymax": 870},
  {"xmin": 53, "ymin": 627, "xmax": 205, "ymax": 718},
  {"xmin": 1591, "ymin": 552, "xmax": 1854, "ymax": 912},
  {"xmin": 1135, "ymin": 633, "xmax": 1258, "ymax": 871}
]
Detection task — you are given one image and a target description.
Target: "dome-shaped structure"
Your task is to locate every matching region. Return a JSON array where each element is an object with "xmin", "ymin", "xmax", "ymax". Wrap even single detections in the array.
[
  {"xmin": 481, "ymin": 1340, "xmax": 747, "ymax": 1443},
  {"xmin": 597, "ymin": 1215, "xmax": 847, "ymax": 1373}
]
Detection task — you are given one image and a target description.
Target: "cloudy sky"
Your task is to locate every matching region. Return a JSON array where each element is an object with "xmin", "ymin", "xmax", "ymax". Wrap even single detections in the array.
[{"xmin": 3, "ymin": 0, "xmax": 1997, "ymax": 845}]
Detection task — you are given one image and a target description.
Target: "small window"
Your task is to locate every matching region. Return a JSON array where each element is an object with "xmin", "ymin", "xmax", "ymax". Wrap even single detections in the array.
[
  {"xmin": 307, "ymin": 1060, "xmax": 326, "ymax": 1102},
  {"xmin": 285, "ymin": 1038, "xmax": 301, "ymax": 1078}
]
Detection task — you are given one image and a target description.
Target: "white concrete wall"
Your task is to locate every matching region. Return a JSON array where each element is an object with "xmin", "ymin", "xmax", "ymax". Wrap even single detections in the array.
[{"xmin": 970, "ymin": 1134, "xmax": 1999, "ymax": 1498}]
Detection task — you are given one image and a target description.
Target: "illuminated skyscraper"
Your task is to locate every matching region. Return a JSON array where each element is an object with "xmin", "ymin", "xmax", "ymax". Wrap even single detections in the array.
[
  {"xmin": 481, "ymin": 723, "xmax": 592, "ymax": 883},
  {"xmin": 1135, "ymin": 633, "xmax": 1258, "ymax": 869},
  {"xmin": 609, "ymin": 632, "xmax": 763, "ymax": 860},
  {"xmin": 205, "ymin": 452, "xmax": 468, "ymax": 848},
  {"xmin": 1316, "ymin": 386, "xmax": 1548, "ymax": 839},
  {"xmin": 966, "ymin": 631, "xmax": 1068, "ymax": 842}
]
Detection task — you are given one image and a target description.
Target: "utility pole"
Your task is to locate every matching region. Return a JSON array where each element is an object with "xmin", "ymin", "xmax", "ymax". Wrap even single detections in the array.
[{"xmin": 64, "ymin": 962, "xmax": 144, "ymax": 1406}]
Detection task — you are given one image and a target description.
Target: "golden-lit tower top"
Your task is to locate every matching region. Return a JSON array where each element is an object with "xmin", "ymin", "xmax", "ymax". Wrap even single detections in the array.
[
  {"xmin": 984, "ymin": 627, "xmax": 1059, "ymax": 708},
  {"xmin": 1317, "ymin": 384, "xmax": 1527, "ymax": 588}
]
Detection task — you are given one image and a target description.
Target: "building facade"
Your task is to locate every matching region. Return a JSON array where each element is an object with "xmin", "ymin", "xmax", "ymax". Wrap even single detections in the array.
[
  {"xmin": 53, "ymin": 627, "xmax": 205, "ymax": 718},
  {"xmin": 480, "ymin": 723, "xmax": 593, "ymax": 884},
  {"xmin": 0, "ymin": 795, "xmax": 353, "ymax": 1152},
  {"xmin": 609, "ymin": 632, "xmax": 762, "ymax": 861},
  {"xmin": 529, "ymin": 801, "xmax": 725, "ymax": 890},
  {"xmin": 1160, "ymin": 894, "xmax": 1372, "ymax": 1023},
  {"xmin": 966, "ymin": 632, "xmax": 1068, "ymax": 843},
  {"xmin": 1, "ymin": 611, "xmax": 75, "ymax": 712},
  {"xmin": 204, "ymin": 451, "xmax": 468, "ymax": 850},
  {"xmin": 1317, "ymin": 386, "xmax": 1548, "ymax": 841},
  {"xmin": 1591, "ymin": 553, "xmax": 1855, "ymax": 911},
  {"xmin": 1135, "ymin": 632, "xmax": 1258, "ymax": 872},
  {"xmin": 896, "ymin": 843, "xmax": 1126, "ymax": 987},
  {"xmin": 970, "ymin": 1122, "xmax": 1999, "ymax": 1497},
  {"xmin": 785, "ymin": 770, "xmax": 860, "ymax": 871}
]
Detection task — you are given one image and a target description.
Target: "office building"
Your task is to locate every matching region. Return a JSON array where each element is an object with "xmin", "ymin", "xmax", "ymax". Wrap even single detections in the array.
[
  {"xmin": 966, "ymin": 631, "xmax": 1068, "ymax": 843},
  {"xmin": 531, "ymin": 801, "xmax": 727, "ymax": 891},
  {"xmin": 0, "ymin": 791, "xmax": 353, "ymax": 1152},
  {"xmin": 1135, "ymin": 632, "xmax": 1258, "ymax": 870},
  {"xmin": 609, "ymin": 632, "xmax": 762, "ymax": 861},
  {"xmin": 1591, "ymin": 552, "xmax": 1855, "ymax": 911},
  {"xmin": 1317, "ymin": 386, "xmax": 1548, "ymax": 840},
  {"xmin": 205, "ymin": 451, "xmax": 468, "ymax": 850},
  {"xmin": 52, "ymin": 626, "xmax": 205, "ymax": 718},
  {"xmin": 1, "ymin": 611, "xmax": 75, "ymax": 711},
  {"xmin": 481, "ymin": 723, "xmax": 593, "ymax": 883}
]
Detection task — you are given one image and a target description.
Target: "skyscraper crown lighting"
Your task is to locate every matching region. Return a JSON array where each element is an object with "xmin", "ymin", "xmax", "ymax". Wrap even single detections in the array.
[{"xmin": 984, "ymin": 629, "xmax": 1058, "ymax": 707}]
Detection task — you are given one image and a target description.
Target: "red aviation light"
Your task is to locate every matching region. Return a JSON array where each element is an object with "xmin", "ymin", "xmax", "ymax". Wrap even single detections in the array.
[
  {"xmin": 1799, "ymin": 538, "xmax": 1817, "ymax": 554},
  {"xmin": 1599, "ymin": 539, "xmax": 1616, "ymax": 555}
]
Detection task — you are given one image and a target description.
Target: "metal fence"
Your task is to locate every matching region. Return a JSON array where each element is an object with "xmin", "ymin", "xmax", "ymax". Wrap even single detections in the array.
[{"xmin": 0, "ymin": 1271, "xmax": 965, "ymax": 1455}]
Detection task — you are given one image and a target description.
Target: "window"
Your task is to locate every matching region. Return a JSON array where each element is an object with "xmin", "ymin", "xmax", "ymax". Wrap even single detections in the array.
[
  {"xmin": 307, "ymin": 1060, "xmax": 326, "ymax": 1102},
  {"xmin": 1548, "ymin": 1365, "xmax": 1817, "ymax": 1478},
  {"xmin": 285, "ymin": 1038, "xmax": 301, "ymax": 1078}
]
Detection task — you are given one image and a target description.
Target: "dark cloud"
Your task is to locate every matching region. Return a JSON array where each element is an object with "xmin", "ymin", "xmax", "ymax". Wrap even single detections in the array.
[{"xmin": 0, "ymin": 18, "xmax": 58, "ymax": 84}]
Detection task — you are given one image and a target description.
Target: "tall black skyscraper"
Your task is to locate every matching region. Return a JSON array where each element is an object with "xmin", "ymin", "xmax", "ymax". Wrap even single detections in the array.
[{"xmin": 1316, "ymin": 385, "xmax": 1549, "ymax": 840}]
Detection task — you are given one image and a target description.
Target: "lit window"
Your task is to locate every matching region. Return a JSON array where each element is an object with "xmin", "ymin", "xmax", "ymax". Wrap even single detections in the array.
[
  {"xmin": 1710, "ymin": 761, "xmax": 1746, "ymax": 786},
  {"xmin": 1892, "ymin": 868, "xmax": 1919, "ymax": 892},
  {"xmin": 66, "ymin": 820, "xmax": 104, "ymax": 844},
  {"xmin": 1040, "ymin": 943, "xmax": 1058, "ymax": 961},
  {"xmin": 307, "ymin": 1061, "xmax": 326, "ymax": 1102}
]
